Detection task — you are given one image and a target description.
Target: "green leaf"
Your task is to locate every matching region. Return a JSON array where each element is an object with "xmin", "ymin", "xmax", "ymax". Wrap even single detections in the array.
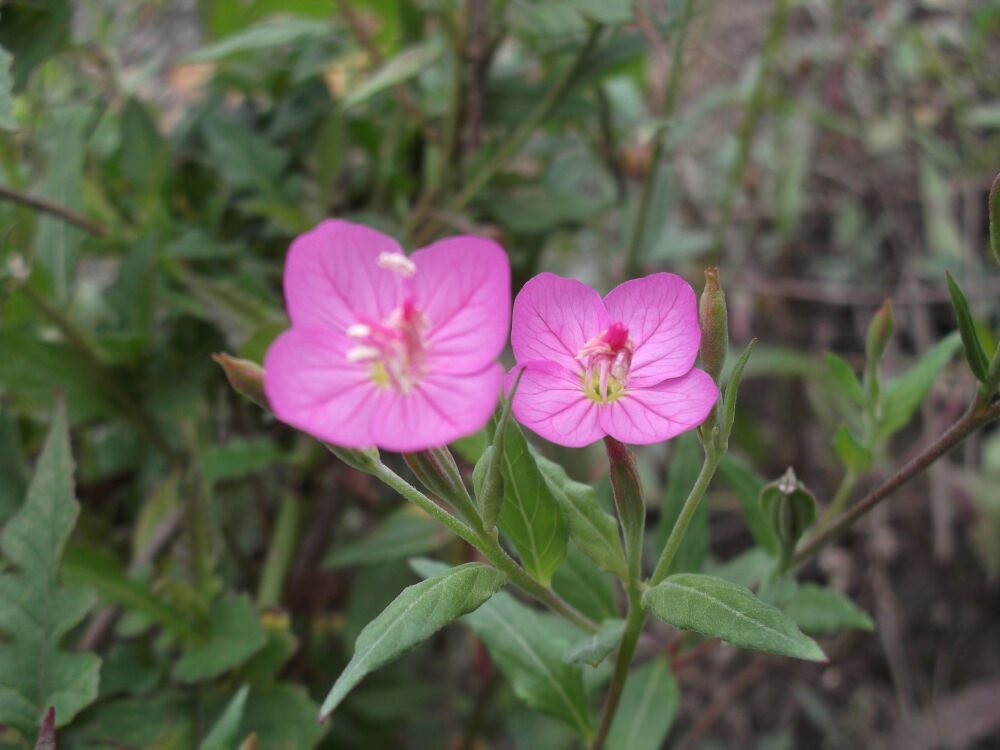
[
  {"xmin": 722, "ymin": 339, "xmax": 756, "ymax": 444},
  {"xmin": 344, "ymin": 38, "xmax": 444, "ymax": 109},
  {"xmin": 946, "ymin": 271, "xmax": 990, "ymax": 382},
  {"xmin": 832, "ymin": 425, "xmax": 872, "ymax": 473},
  {"xmin": 656, "ymin": 432, "xmax": 707, "ymax": 575},
  {"xmin": 990, "ymin": 172, "xmax": 1000, "ymax": 266},
  {"xmin": 173, "ymin": 595, "xmax": 267, "ymax": 682},
  {"xmin": 717, "ymin": 456, "xmax": 780, "ymax": 557},
  {"xmin": 497, "ymin": 423, "xmax": 568, "ymax": 585},
  {"xmin": 784, "ymin": 584, "xmax": 874, "ymax": 634},
  {"xmin": 319, "ymin": 562, "xmax": 506, "ymax": 720},
  {"xmin": 644, "ymin": 573, "xmax": 826, "ymax": 662},
  {"xmin": 413, "ymin": 560, "xmax": 594, "ymax": 738},
  {"xmin": 0, "ymin": 401, "xmax": 100, "ymax": 735},
  {"xmin": 241, "ymin": 684, "xmax": 327, "ymax": 750},
  {"xmin": 183, "ymin": 17, "xmax": 334, "ymax": 63},
  {"xmin": 200, "ymin": 685, "xmax": 249, "ymax": 750},
  {"xmin": 824, "ymin": 352, "xmax": 866, "ymax": 405},
  {"xmin": 0, "ymin": 43, "xmax": 15, "ymax": 130},
  {"xmin": 606, "ymin": 656, "xmax": 679, "ymax": 750},
  {"xmin": 551, "ymin": 543, "xmax": 620, "ymax": 622},
  {"xmin": 61, "ymin": 544, "xmax": 200, "ymax": 641},
  {"xmin": 876, "ymin": 332, "xmax": 961, "ymax": 441},
  {"xmin": 563, "ymin": 619, "xmax": 625, "ymax": 667},
  {"xmin": 202, "ymin": 117, "xmax": 288, "ymax": 200},
  {"xmin": 536, "ymin": 455, "xmax": 627, "ymax": 581},
  {"xmin": 323, "ymin": 505, "xmax": 452, "ymax": 568},
  {"xmin": 201, "ymin": 437, "xmax": 283, "ymax": 482},
  {"xmin": 0, "ymin": 410, "xmax": 27, "ymax": 525}
]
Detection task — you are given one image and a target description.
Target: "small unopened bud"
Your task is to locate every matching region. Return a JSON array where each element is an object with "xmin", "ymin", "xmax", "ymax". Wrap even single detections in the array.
[
  {"xmin": 405, "ymin": 446, "xmax": 482, "ymax": 528},
  {"xmin": 865, "ymin": 299, "xmax": 894, "ymax": 368},
  {"xmin": 604, "ymin": 436, "xmax": 645, "ymax": 582},
  {"xmin": 213, "ymin": 353, "xmax": 269, "ymax": 410},
  {"xmin": 760, "ymin": 467, "xmax": 816, "ymax": 571},
  {"xmin": 699, "ymin": 267, "xmax": 728, "ymax": 383}
]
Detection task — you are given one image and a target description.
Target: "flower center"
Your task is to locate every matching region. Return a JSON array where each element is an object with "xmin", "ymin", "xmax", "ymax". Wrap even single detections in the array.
[
  {"xmin": 576, "ymin": 321, "xmax": 634, "ymax": 404},
  {"xmin": 346, "ymin": 252, "xmax": 429, "ymax": 393}
]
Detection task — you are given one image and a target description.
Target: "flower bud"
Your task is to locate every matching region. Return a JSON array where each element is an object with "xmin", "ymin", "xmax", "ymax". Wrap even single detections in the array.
[
  {"xmin": 213, "ymin": 353, "xmax": 268, "ymax": 410},
  {"xmin": 603, "ymin": 436, "xmax": 645, "ymax": 582},
  {"xmin": 699, "ymin": 267, "xmax": 728, "ymax": 383},
  {"xmin": 865, "ymin": 299, "xmax": 894, "ymax": 368},
  {"xmin": 760, "ymin": 467, "xmax": 816, "ymax": 571},
  {"xmin": 405, "ymin": 446, "xmax": 482, "ymax": 528}
]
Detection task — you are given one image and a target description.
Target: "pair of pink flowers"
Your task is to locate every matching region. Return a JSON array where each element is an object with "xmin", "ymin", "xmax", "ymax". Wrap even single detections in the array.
[{"xmin": 265, "ymin": 220, "xmax": 718, "ymax": 452}]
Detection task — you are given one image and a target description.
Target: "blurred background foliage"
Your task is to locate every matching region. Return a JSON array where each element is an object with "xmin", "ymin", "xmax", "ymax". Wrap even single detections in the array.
[{"xmin": 1, "ymin": 0, "xmax": 1000, "ymax": 748}]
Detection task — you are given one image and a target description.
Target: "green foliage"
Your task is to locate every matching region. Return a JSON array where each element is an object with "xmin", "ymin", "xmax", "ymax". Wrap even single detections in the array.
[
  {"xmin": 563, "ymin": 619, "xmax": 625, "ymax": 667},
  {"xmin": 783, "ymin": 584, "xmax": 874, "ymax": 634},
  {"xmin": 0, "ymin": 402, "xmax": 100, "ymax": 736},
  {"xmin": 173, "ymin": 595, "xmax": 267, "ymax": 683},
  {"xmin": 0, "ymin": 42, "xmax": 14, "ymax": 131},
  {"xmin": 320, "ymin": 562, "xmax": 506, "ymax": 720},
  {"xmin": 946, "ymin": 271, "xmax": 991, "ymax": 382},
  {"xmin": 605, "ymin": 657, "xmax": 679, "ymax": 750},
  {"xmin": 496, "ymin": 423, "xmax": 568, "ymax": 585},
  {"xmin": 324, "ymin": 505, "xmax": 451, "ymax": 568},
  {"xmin": 644, "ymin": 574, "xmax": 826, "ymax": 662}
]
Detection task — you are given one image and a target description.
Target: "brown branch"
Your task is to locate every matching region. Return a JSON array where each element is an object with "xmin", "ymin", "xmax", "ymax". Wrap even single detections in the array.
[
  {"xmin": 0, "ymin": 185, "xmax": 107, "ymax": 236},
  {"xmin": 794, "ymin": 396, "xmax": 1000, "ymax": 565}
]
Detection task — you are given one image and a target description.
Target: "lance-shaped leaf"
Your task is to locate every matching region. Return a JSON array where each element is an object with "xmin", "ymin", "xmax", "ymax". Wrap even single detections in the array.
[
  {"xmin": 606, "ymin": 656, "xmax": 679, "ymax": 750},
  {"xmin": 319, "ymin": 562, "xmax": 506, "ymax": 721},
  {"xmin": 825, "ymin": 352, "xmax": 866, "ymax": 406},
  {"xmin": 563, "ymin": 619, "xmax": 625, "ymax": 667},
  {"xmin": 643, "ymin": 573, "xmax": 826, "ymax": 662},
  {"xmin": 413, "ymin": 559, "xmax": 593, "ymax": 738},
  {"xmin": 0, "ymin": 401, "xmax": 101, "ymax": 735},
  {"xmin": 496, "ymin": 422, "xmax": 568, "ymax": 585},
  {"xmin": 536, "ymin": 455, "xmax": 627, "ymax": 581},
  {"xmin": 945, "ymin": 271, "xmax": 990, "ymax": 383},
  {"xmin": 784, "ymin": 584, "xmax": 874, "ymax": 634}
]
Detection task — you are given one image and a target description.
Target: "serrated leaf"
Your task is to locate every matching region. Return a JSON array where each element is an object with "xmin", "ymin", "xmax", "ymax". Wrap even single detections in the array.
[
  {"xmin": 824, "ymin": 352, "xmax": 866, "ymax": 405},
  {"xmin": 200, "ymin": 685, "xmax": 249, "ymax": 750},
  {"xmin": 563, "ymin": 619, "xmax": 625, "ymax": 667},
  {"xmin": 323, "ymin": 506, "xmax": 451, "ymax": 568},
  {"xmin": 784, "ymin": 584, "xmax": 874, "ymax": 634},
  {"xmin": 497, "ymin": 423, "xmax": 568, "ymax": 585},
  {"xmin": 413, "ymin": 559, "xmax": 593, "ymax": 738},
  {"xmin": 344, "ymin": 38, "xmax": 444, "ymax": 109},
  {"xmin": 0, "ymin": 401, "xmax": 100, "ymax": 735},
  {"xmin": 173, "ymin": 595, "xmax": 267, "ymax": 682},
  {"xmin": 606, "ymin": 656, "xmax": 679, "ymax": 750},
  {"xmin": 832, "ymin": 425, "xmax": 871, "ymax": 473},
  {"xmin": 644, "ymin": 573, "xmax": 826, "ymax": 661},
  {"xmin": 946, "ymin": 271, "xmax": 990, "ymax": 382},
  {"xmin": 717, "ymin": 456, "xmax": 780, "ymax": 557},
  {"xmin": 876, "ymin": 332, "xmax": 961, "ymax": 441},
  {"xmin": 536, "ymin": 455, "xmax": 627, "ymax": 581},
  {"xmin": 320, "ymin": 562, "xmax": 505, "ymax": 720}
]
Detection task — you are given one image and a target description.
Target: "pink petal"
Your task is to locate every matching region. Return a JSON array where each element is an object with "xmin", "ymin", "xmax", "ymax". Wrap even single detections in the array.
[
  {"xmin": 511, "ymin": 273, "xmax": 609, "ymax": 374},
  {"xmin": 371, "ymin": 364, "xmax": 504, "ymax": 452},
  {"xmin": 598, "ymin": 368, "xmax": 718, "ymax": 445},
  {"xmin": 283, "ymin": 219, "xmax": 403, "ymax": 331},
  {"xmin": 411, "ymin": 236, "xmax": 511, "ymax": 374},
  {"xmin": 603, "ymin": 273, "xmax": 700, "ymax": 387},
  {"xmin": 264, "ymin": 327, "xmax": 381, "ymax": 448},
  {"xmin": 506, "ymin": 362, "xmax": 603, "ymax": 448}
]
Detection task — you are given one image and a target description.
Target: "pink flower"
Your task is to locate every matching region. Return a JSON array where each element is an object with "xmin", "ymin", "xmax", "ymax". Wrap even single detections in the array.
[
  {"xmin": 265, "ymin": 220, "xmax": 510, "ymax": 452},
  {"xmin": 507, "ymin": 272, "xmax": 718, "ymax": 447}
]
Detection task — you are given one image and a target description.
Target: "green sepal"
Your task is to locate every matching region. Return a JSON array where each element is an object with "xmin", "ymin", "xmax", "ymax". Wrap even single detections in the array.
[
  {"xmin": 404, "ymin": 446, "xmax": 482, "ymax": 528},
  {"xmin": 945, "ymin": 271, "xmax": 990, "ymax": 383},
  {"xmin": 721, "ymin": 338, "xmax": 756, "ymax": 447}
]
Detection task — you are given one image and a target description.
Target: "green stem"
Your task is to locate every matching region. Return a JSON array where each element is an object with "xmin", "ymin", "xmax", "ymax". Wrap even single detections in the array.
[
  {"xmin": 649, "ymin": 445, "xmax": 720, "ymax": 587},
  {"xmin": 816, "ymin": 468, "xmax": 856, "ymax": 530},
  {"xmin": 624, "ymin": 0, "xmax": 696, "ymax": 278},
  {"xmin": 375, "ymin": 463, "xmax": 598, "ymax": 632},
  {"xmin": 257, "ymin": 494, "xmax": 301, "ymax": 608},
  {"xmin": 413, "ymin": 24, "xmax": 602, "ymax": 245},
  {"xmin": 590, "ymin": 588, "xmax": 647, "ymax": 750},
  {"xmin": 707, "ymin": 0, "xmax": 791, "ymax": 264},
  {"xmin": 794, "ymin": 395, "xmax": 1000, "ymax": 565}
]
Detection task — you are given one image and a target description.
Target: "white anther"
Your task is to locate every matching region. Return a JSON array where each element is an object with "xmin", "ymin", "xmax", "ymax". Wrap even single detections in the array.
[
  {"xmin": 347, "ymin": 323, "xmax": 372, "ymax": 339},
  {"xmin": 347, "ymin": 345, "xmax": 380, "ymax": 363},
  {"xmin": 377, "ymin": 252, "xmax": 416, "ymax": 277}
]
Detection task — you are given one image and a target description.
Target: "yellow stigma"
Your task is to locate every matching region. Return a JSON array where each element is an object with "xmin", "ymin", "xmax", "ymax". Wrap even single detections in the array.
[
  {"xmin": 581, "ymin": 370, "xmax": 625, "ymax": 404},
  {"xmin": 369, "ymin": 361, "xmax": 391, "ymax": 388}
]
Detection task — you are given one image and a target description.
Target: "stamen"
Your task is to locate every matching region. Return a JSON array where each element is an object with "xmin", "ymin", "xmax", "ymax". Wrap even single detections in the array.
[
  {"xmin": 347, "ymin": 323, "xmax": 372, "ymax": 338},
  {"xmin": 347, "ymin": 345, "xmax": 380, "ymax": 363},
  {"xmin": 377, "ymin": 252, "xmax": 416, "ymax": 277},
  {"xmin": 576, "ymin": 321, "xmax": 635, "ymax": 404}
]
